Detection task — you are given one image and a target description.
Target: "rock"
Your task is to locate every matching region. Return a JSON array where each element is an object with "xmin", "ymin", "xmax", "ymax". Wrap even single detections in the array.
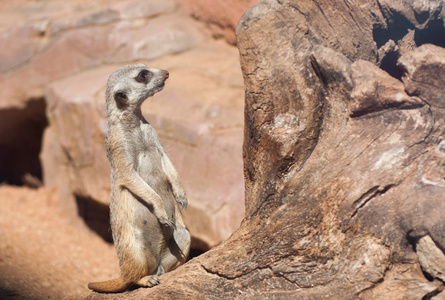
[
  {"xmin": 21, "ymin": 173, "xmax": 43, "ymax": 188},
  {"xmin": 358, "ymin": 264, "xmax": 444, "ymax": 300},
  {"xmin": 349, "ymin": 59, "xmax": 424, "ymax": 117},
  {"xmin": 45, "ymin": 0, "xmax": 177, "ymax": 36},
  {"xmin": 181, "ymin": 0, "xmax": 259, "ymax": 44},
  {"xmin": 417, "ymin": 235, "xmax": 445, "ymax": 282},
  {"xmin": 399, "ymin": 43, "xmax": 445, "ymax": 108},
  {"xmin": 85, "ymin": 0, "xmax": 445, "ymax": 299},
  {"xmin": 0, "ymin": 23, "xmax": 40, "ymax": 73}
]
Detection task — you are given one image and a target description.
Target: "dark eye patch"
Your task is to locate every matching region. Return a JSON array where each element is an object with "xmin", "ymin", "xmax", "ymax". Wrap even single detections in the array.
[
  {"xmin": 114, "ymin": 91, "xmax": 128, "ymax": 109},
  {"xmin": 135, "ymin": 69, "xmax": 152, "ymax": 83}
]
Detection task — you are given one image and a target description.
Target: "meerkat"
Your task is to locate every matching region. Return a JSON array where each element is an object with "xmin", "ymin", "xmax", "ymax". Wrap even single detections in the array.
[{"xmin": 88, "ymin": 64, "xmax": 190, "ymax": 293}]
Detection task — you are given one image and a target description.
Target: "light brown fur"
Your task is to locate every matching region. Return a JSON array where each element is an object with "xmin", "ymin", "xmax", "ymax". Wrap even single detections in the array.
[{"xmin": 88, "ymin": 64, "xmax": 190, "ymax": 293}]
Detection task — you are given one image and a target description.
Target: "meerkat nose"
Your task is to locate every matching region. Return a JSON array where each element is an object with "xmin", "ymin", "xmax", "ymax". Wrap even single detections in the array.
[{"xmin": 164, "ymin": 71, "xmax": 169, "ymax": 79}]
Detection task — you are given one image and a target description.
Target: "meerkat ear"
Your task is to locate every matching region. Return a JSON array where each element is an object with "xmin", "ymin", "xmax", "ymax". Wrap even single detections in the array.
[{"xmin": 114, "ymin": 91, "xmax": 128, "ymax": 109}]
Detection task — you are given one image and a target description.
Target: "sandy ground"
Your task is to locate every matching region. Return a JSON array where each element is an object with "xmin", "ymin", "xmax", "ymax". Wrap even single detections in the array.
[{"xmin": 0, "ymin": 186, "xmax": 119, "ymax": 299}]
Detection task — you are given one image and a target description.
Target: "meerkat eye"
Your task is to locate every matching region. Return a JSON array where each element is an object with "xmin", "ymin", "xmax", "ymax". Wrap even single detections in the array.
[{"xmin": 135, "ymin": 69, "xmax": 152, "ymax": 83}]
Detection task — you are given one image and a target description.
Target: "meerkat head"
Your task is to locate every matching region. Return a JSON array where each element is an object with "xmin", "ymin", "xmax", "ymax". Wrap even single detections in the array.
[{"xmin": 105, "ymin": 64, "xmax": 169, "ymax": 111}]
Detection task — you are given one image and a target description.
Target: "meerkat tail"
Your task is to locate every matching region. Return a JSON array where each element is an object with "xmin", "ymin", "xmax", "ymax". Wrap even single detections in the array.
[{"xmin": 88, "ymin": 277, "xmax": 132, "ymax": 293}]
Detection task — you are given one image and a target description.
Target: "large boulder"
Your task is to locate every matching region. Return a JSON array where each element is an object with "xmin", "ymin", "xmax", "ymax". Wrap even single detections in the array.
[{"xmin": 86, "ymin": 0, "xmax": 445, "ymax": 299}]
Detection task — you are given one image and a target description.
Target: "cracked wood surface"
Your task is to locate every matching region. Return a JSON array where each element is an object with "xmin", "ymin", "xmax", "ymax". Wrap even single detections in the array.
[{"xmin": 86, "ymin": 0, "xmax": 445, "ymax": 299}]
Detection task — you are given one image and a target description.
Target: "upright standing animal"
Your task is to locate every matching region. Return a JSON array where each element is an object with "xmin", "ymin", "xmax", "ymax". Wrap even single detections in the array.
[{"xmin": 88, "ymin": 64, "xmax": 190, "ymax": 293}]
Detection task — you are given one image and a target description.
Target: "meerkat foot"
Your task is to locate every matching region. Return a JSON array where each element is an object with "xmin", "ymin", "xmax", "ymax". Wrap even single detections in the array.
[
  {"xmin": 137, "ymin": 275, "xmax": 160, "ymax": 288},
  {"xmin": 137, "ymin": 265, "xmax": 165, "ymax": 288}
]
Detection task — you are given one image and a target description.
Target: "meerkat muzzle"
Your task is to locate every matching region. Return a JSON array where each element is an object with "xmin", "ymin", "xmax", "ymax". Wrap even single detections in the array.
[{"xmin": 160, "ymin": 70, "xmax": 169, "ymax": 81}]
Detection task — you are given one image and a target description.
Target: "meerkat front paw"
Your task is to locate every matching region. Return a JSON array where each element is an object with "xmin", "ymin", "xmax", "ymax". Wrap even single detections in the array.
[
  {"xmin": 159, "ymin": 216, "xmax": 176, "ymax": 229},
  {"xmin": 176, "ymin": 193, "xmax": 188, "ymax": 210}
]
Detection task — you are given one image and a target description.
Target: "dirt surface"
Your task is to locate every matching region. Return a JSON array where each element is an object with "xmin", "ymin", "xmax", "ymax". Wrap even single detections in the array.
[{"xmin": 0, "ymin": 185, "xmax": 119, "ymax": 299}]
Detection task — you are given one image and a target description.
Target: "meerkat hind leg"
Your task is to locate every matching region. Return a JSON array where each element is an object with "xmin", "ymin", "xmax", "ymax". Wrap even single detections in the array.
[{"xmin": 161, "ymin": 226, "xmax": 191, "ymax": 272}]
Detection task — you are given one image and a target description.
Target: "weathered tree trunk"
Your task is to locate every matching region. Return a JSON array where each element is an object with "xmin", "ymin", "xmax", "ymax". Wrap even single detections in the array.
[{"xmin": 87, "ymin": 0, "xmax": 445, "ymax": 299}]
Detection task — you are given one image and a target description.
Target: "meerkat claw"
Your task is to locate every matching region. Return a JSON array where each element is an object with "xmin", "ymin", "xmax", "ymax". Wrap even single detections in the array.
[
  {"xmin": 147, "ymin": 275, "xmax": 160, "ymax": 287},
  {"xmin": 178, "ymin": 200, "xmax": 187, "ymax": 210},
  {"xmin": 177, "ymin": 195, "xmax": 188, "ymax": 210},
  {"xmin": 159, "ymin": 216, "xmax": 176, "ymax": 229}
]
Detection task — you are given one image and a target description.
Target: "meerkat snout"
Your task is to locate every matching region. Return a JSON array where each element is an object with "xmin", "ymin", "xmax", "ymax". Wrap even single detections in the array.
[
  {"xmin": 154, "ymin": 70, "xmax": 169, "ymax": 87},
  {"xmin": 157, "ymin": 70, "xmax": 169, "ymax": 86},
  {"xmin": 146, "ymin": 69, "xmax": 169, "ymax": 91}
]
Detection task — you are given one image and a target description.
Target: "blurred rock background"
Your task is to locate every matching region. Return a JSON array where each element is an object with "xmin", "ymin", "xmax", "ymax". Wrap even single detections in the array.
[{"xmin": 0, "ymin": 0, "xmax": 257, "ymax": 298}]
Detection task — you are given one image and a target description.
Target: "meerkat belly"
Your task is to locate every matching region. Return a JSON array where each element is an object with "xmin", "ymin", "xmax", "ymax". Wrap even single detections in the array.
[
  {"xmin": 136, "ymin": 145, "xmax": 176, "ymax": 220},
  {"xmin": 133, "ymin": 149, "xmax": 176, "ymax": 255}
]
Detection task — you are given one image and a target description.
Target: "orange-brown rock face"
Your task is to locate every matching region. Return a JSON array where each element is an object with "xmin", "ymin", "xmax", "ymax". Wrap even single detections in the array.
[
  {"xmin": 180, "ymin": 0, "xmax": 260, "ymax": 45},
  {"xmin": 86, "ymin": 0, "xmax": 445, "ymax": 299}
]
